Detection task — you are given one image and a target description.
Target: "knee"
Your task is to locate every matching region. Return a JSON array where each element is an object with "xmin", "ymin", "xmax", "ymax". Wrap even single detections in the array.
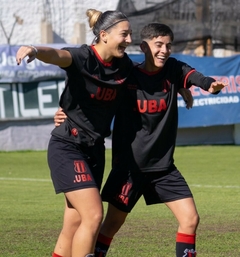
[
  {"xmin": 91, "ymin": 211, "xmax": 104, "ymax": 227},
  {"xmin": 179, "ymin": 212, "xmax": 200, "ymax": 234},
  {"xmin": 187, "ymin": 212, "xmax": 200, "ymax": 230},
  {"xmin": 192, "ymin": 213, "xmax": 200, "ymax": 229}
]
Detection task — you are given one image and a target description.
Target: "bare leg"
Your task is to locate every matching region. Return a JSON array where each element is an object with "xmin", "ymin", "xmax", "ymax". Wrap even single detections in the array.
[
  {"xmin": 101, "ymin": 203, "xmax": 128, "ymax": 237},
  {"xmin": 166, "ymin": 197, "xmax": 199, "ymax": 256},
  {"xmin": 65, "ymin": 188, "xmax": 103, "ymax": 257},
  {"xmin": 94, "ymin": 204, "xmax": 128, "ymax": 256},
  {"xmin": 53, "ymin": 198, "xmax": 81, "ymax": 257},
  {"xmin": 165, "ymin": 197, "xmax": 199, "ymax": 234}
]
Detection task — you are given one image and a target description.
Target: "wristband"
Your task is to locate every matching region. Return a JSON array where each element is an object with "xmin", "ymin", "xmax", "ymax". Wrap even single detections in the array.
[{"xmin": 29, "ymin": 45, "xmax": 38, "ymax": 56}]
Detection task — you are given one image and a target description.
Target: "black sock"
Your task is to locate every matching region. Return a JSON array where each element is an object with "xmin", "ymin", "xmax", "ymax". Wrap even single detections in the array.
[
  {"xmin": 94, "ymin": 233, "xmax": 113, "ymax": 257},
  {"xmin": 176, "ymin": 232, "xmax": 197, "ymax": 257}
]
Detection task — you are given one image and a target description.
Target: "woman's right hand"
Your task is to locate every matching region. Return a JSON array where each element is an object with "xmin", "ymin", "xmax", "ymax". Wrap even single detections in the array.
[
  {"xmin": 54, "ymin": 108, "xmax": 67, "ymax": 126},
  {"xmin": 16, "ymin": 45, "xmax": 38, "ymax": 65}
]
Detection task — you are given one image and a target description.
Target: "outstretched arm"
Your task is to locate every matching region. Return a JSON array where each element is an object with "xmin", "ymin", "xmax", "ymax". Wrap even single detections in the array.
[
  {"xmin": 16, "ymin": 45, "xmax": 72, "ymax": 67},
  {"xmin": 186, "ymin": 71, "xmax": 228, "ymax": 93}
]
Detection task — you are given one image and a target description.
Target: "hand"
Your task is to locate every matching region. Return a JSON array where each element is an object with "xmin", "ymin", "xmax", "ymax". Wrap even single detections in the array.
[
  {"xmin": 54, "ymin": 108, "xmax": 67, "ymax": 127},
  {"xmin": 208, "ymin": 81, "xmax": 228, "ymax": 93},
  {"xmin": 178, "ymin": 88, "xmax": 193, "ymax": 109},
  {"xmin": 16, "ymin": 45, "xmax": 37, "ymax": 65}
]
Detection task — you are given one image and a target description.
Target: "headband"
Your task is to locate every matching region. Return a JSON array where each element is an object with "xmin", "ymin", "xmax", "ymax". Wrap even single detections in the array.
[{"xmin": 92, "ymin": 18, "xmax": 129, "ymax": 44}]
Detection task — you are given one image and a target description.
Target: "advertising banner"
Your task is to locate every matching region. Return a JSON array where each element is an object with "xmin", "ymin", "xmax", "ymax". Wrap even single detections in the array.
[
  {"xmin": 0, "ymin": 45, "xmax": 239, "ymax": 128},
  {"xmin": 174, "ymin": 54, "xmax": 240, "ymax": 127}
]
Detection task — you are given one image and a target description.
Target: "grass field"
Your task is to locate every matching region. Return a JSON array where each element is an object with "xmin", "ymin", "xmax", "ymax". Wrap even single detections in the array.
[{"xmin": 0, "ymin": 146, "xmax": 240, "ymax": 256}]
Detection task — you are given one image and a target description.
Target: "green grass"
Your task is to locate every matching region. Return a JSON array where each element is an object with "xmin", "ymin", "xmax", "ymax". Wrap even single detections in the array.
[{"xmin": 0, "ymin": 146, "xmax": 239, "ymax": 256}]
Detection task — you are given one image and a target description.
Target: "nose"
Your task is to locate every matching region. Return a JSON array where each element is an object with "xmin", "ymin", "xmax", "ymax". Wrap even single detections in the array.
[
  {"xmin": 126, "ymin": 34, "xmax": 132, "ymax": 44},
  {"xmin": 161, "ymin": 44, "xmax": 168, "ymax": 53}
]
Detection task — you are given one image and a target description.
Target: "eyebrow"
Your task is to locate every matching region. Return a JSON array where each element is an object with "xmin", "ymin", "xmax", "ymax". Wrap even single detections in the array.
[
  {"xmin": 155, "ymin": 41, "xmax": 172, "ymax": 45},
  {"xmin": 119, "ymin": 29, "xmax": 132, "ymax": 33}
]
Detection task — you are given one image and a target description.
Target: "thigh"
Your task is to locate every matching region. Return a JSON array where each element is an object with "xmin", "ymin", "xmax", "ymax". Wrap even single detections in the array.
[
  {"xmin": 65, "ymin": 187, "xmax": 103, "ymax": 221},
  {"xmin": 48, "ymin": 136, "xmax": 98, "ymax": 194},
  {"xmin": 165, "ymin": 197, "xmax": 198, "ymax": 221},
  {"xmin": 62, "ymin": 198, "xmax": 81, "ymax": 234},
  {"xmin": 143, "ymin": 168, "xmax": 193, "ymax": 205},
  {"xmin": 101, "ymin": 168, "xmax": 145, "ymax": 213}
]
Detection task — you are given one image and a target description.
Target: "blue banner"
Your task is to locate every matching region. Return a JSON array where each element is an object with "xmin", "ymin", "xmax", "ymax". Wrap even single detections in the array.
[
  {"xmin": 0, "ymin": 45, "xmax": 240, "ymax": 127},
  {"xmin": 173, "ymin": 54, "xmax": 240, "ymax": 127},
  {"xmin": 129, "ymin": 53, "xmax": 240, "ymax": 128},
  {"xmin": 0, "ymin": 44, "xmax": 67, "ymax": 83}
]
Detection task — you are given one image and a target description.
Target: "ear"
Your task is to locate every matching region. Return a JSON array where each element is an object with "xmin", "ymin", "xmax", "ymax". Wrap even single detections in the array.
[
  {"xmin": 140, "ymin": 41, "xmax": 147, "ymax": 53},
  {"xmin": 99, "ymin": 30, "xmax": 108, "ymax": 44}
]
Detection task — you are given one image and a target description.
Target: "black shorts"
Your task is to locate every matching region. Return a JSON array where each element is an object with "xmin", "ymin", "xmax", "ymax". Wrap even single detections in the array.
[
  {"xmin": 101, "ymin": 166, "xmax": 193, "ymax": 213},
  {"xmin": 48, "ymin": 136, "xmax": 105, "ymax": 194}
]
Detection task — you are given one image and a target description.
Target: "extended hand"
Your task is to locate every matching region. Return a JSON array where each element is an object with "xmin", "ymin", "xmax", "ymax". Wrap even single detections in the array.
[
  {"xmin": 208, "ymin": 81, "xmax": 228, "ymax": 93},
  {"xmin": 16, "ymin": 45, "xmax": 37, "ymax": 65}
]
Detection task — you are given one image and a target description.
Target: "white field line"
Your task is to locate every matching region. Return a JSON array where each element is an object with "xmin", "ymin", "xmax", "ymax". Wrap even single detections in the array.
[
  {"xmin": 0, "ymin": 177, "xmax": 239, "ymax": 189},
  {"xmin": 0, "ymin": 177, "xmax": 51, "ymax": 182},
  {"xmin": 190, "ymin": 184, "xmax": 240, "ymax": 189}
]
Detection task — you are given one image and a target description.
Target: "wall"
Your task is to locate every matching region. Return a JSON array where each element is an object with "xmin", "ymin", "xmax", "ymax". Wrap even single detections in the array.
[
  {"xmin": 0, "ymin": 119, "xmax": 112, "ymax": 151},
  {"xmin": 0, "ymin": 0, "xmax": 119, "ymax": 45}
]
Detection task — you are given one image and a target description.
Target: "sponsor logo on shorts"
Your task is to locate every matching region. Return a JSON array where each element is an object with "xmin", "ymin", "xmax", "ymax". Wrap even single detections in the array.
[
  {"xmin": 115, "ymin": 182, "xmax": 132, "ymax": 205},
  {"xmin": 73, "ymin": 160, "xmax": 93, "ymax": 184}
]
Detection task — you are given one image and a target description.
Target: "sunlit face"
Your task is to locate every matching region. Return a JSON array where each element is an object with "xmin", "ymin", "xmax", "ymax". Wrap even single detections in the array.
[
  {"xmin": 103, "ymin": 21, "xmax": 132, "ymax": 61},
  {"xmin": 141, "ymin": 35, "xmax": 172, "ymax": 72}
]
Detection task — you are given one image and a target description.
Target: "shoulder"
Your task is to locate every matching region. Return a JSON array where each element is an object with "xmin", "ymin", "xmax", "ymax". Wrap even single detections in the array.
[
  {"xmin": 165, "ymin": 57, "xmax": 194, "ymax": 73},
  {"xmin": 165, "ymin": 57, "xmax": 181, "ymax": 66},
  {"xmin": 115, "ymin": 53, "xmax": 134, "ymax": 70},
  {"xmin": 61, "ymin": 45, "xmax": 91, "ymax": 71},
  {"xmin": 167, "ymin": 56, "xmax": 192, "ymax": 67},
  {"xmin": 62, "ymin": 44, "xmax": 90, "ymax": 57}
]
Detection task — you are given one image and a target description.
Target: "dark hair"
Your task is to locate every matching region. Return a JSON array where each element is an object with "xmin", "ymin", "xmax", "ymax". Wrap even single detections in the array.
[
  {"xmin": 140, "ymin": 23, "xmax": 174, "ymax": 42},
  {"xmin": 86, "ymin": 9, "xmax": 128, "ymax": 43}
]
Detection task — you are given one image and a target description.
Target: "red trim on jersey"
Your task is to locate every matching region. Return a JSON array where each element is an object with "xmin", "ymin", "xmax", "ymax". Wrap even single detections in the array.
[
  {"xmin": 183, "ymin": 69, "xmax": 196, "ymax": 88},
  {"xmin": 97, "ymin": 233, "xmax": 113, "ymax": 245},
  {"xmin": 176, "ymin": 232, "xmax": 196, "ymax": 244},
  {"xmin": 52, "ymin": 253, "xmax": 63, "ymax": 257},
  {"xmin": 90, "ymin": 45, "xmax": 112, "ymax": 67},
  {"xmin": 138, "ymin": 66, "xmax": 160, "ymax": 75}
]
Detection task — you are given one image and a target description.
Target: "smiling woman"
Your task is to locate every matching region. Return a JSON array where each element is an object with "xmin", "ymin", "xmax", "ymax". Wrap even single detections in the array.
[{"xmin": 15, "ymin": 8, "xmax": 134, "ymax": 257}]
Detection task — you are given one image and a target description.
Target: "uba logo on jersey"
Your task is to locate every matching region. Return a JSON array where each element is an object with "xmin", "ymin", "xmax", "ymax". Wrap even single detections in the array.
[
  {"xmin": 90, "ymin": 87, "xmax": 117, "ymax": 101},
  {"xmin": 128, "ymin": 79, "xmax": 170, "ymax": 114},
  {"xmin": 73, "ymin": 160, "xmax": 93, "ymax": 184},
  {"xmin": 137, "ymin": 98, "xmax": 167, "ymax": 113}
]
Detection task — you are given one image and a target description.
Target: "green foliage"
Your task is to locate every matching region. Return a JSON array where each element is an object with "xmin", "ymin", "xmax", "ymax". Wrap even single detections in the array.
[{"xmin": 0, "ymin": 146, "xmax": 239, "ymax": 256}]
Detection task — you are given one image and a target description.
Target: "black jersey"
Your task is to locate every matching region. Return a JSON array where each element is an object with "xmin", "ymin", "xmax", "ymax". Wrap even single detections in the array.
[
  {"xmin": 112, "ymin": 57, "xmax": 216, "ymax": 172},
  {"xmin": 51, "ymin": 44, "xmax": 133, "ymax": 146}
]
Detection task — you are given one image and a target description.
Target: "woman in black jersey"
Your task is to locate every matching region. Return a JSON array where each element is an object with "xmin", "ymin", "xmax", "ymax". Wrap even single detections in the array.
[
  {"xmin": 16, "ymin": 9, "xmax": 133, "ymax": 257},
  {"xmin": 94, "ymin": 24, "xmax": 227, "ymax": 257}
]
